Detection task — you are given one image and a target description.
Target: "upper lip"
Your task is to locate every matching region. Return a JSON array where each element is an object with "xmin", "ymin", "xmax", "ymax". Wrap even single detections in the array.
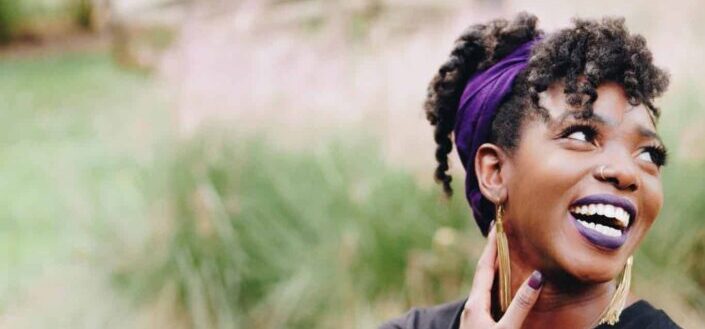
[{"xmin": 569, "ymin": 194, "xmax": 637, "ymax": 228}]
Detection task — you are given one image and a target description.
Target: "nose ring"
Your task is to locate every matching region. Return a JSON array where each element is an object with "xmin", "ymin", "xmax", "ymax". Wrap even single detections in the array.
[{"xmin": 598, "ymin": 165, "xmax": 608, "ymax": 180}]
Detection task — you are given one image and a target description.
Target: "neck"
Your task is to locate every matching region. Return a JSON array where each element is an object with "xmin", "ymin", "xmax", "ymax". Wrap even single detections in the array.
[{"xmin": 490, "ymin": 245, "xmax": 631, "ymax": 329}]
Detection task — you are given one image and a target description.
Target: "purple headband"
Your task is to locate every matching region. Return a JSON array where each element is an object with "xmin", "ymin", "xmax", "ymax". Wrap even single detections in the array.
[{"xmin": 454, "ymin": 38, "xmax": 541, "ymax": 236}]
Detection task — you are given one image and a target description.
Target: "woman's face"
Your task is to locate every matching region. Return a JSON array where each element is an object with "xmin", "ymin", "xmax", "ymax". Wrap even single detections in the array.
[{"xmin": 502, "ymin": 81, "xmax": 666, "ymax": 283}]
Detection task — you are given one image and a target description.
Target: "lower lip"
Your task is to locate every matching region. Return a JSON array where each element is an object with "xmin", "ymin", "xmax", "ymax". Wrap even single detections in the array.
[{"xmin": 570, "ymin": 214, "xmax": 628, "ymax": 250}]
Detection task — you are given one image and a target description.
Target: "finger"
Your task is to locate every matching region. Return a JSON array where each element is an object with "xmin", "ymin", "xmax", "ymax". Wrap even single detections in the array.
[
  {"xmin": 497, "ymin": 270, "xmax": 543, "ymax": 328},
  {"xmin": 467, "ymin": 223, "xmax": 498, "ymax": 311}
]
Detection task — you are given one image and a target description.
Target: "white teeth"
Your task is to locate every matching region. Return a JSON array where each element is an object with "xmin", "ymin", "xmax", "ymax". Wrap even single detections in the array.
[
  {"xmin": 570, "ymin": 203, "xmax": 631, "ymax": 228},
  {"xmin": 622, "ymin": 210, "xmax": 629, "ymax": 225},
  {"xmin": 605, "ymin": 205, "xmax": 615, "ymax": 219},
  {"xmin": 576, "ymin": 220, "xmax": 623, "ymax": 237}
]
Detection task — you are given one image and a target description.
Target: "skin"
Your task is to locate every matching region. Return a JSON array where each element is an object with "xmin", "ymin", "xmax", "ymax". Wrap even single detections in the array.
[{"xmin": 462, "ymin": 81, "xmax": 666, "ymax": 328}]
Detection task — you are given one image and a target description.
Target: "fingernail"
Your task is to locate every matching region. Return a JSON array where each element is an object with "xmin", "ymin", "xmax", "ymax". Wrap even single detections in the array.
[
  {"xmin": 528, "ymin": 270, "xmax": 543, "ymax": 290},
  {"xmin": 489, "ymin": 220, "xmax": 496, "ymax": 228}
]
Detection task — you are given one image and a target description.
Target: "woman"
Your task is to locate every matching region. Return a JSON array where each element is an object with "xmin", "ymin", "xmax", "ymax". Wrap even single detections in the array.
[{"xmin": 381, "ymin": 13, "xmax": 681, "ymax": 328}]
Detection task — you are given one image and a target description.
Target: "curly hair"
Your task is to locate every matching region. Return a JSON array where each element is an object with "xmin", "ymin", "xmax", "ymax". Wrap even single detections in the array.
[{"xmin": 425, "ymin": 12, "xmax": 670, "ymax": 197}]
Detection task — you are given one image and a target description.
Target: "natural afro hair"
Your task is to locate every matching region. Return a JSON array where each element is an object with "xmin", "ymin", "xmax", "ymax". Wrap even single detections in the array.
[{"xmin": 424, "ymin": 12, "xmax": 669, "ymax": 197}]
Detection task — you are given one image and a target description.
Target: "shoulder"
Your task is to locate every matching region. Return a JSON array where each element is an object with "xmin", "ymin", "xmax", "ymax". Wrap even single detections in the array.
[
  {"xmin": 599, "ymin": 300, "xmax": 682, "ymax": 329},
  {"xmin": 378, "ymin": 299, "xmax": 465, "ymax": 329}
]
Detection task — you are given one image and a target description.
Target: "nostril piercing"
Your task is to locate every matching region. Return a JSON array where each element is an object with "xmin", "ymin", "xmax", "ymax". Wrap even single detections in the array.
[{"xmin": 599, "ymin": 165, "xmax": 608, "ymax": 180}]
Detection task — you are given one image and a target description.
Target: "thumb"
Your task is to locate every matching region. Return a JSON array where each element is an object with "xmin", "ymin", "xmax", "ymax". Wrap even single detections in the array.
[{"xmin": 497, "ymin": 270, "xmax": 543, "ymax": 328}]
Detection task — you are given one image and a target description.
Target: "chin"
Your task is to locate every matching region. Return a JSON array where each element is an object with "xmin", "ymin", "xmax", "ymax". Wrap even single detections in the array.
[
  {"xmin": 548, "ymin": 234, "xmax": 635, "ymax": 286},
  {"xmin": 555, "ymin": 211, "xmax": 641, "ymax": 282},
  {"xmin": 559, "ymin": 257, "xmax": 624, "ymax": 284}
]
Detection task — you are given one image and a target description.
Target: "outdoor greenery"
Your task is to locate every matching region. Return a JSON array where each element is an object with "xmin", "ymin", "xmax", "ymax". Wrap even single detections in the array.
[
  {"xmin": 0, "ymin": 0, "xmax": 98, "ymax": 43},
  {"xmin": 0, "ymin": 0, "xmax": 21, "ymax": 43},
  {"xmin": 0, "ymin": 52, "xmax": 170, "ymax": 313},
  {"xmin": 111, "ymin": 132, "xmax": 478, "ymax": 328}
]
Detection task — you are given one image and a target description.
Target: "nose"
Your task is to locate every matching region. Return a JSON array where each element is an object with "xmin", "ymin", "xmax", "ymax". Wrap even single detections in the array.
[{"xmin": 594, "ymin": 161, "xmax": 639, "ymax": 192}]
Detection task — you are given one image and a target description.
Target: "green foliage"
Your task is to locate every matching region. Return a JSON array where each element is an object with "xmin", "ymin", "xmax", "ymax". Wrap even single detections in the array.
[
  {"xmin": 0, "ymin": 0, "xmax": 21, "ymax": 43},
  {"xmin": 114, "ymin": 133, "xmax": 478, "ymax": 328},
  {"xmin": 0, "ymin": 0, "xmax": 106, "ymax": 42},
  {"xmin": 74, "ymin": 0, "xmax": 93, "ymax": 30},
  {"xmin": 0, "ymin": 52, "xmax": 169, "ymax": 311}
]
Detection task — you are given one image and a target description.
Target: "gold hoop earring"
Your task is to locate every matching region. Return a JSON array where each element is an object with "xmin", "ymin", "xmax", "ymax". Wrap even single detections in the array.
[
  {"xmin": 597, "ymin": 256, "xmax": 633, "ymax": 325},
  {"xmin": 495, "ymin": 204, "xmax": 511, "ymax": 313}
]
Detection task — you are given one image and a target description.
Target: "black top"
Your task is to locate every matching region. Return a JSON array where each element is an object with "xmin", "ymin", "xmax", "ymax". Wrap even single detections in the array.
[{"xmin": 379, "ymin": 299, "xmax": 681, "ymax": 329}]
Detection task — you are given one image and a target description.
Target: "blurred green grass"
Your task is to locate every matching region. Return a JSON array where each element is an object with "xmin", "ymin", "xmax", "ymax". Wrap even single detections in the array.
[
  {"xmin": 111, "ymin": 133, "xmax": 479, "ymax": 328},
  {"xmin": 0, "ymin": 51, "xmax": 170, "ymax": 310},
  {"xmin": 0, "ymin": 0, "xmax": 94, "ymax": 41},
  {"xmin": 2, "ymin": 50, "xmax": 704, "ymax": 328}
]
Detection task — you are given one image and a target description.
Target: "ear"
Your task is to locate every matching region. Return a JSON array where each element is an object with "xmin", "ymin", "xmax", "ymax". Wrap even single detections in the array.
[{"xmin": 474, "ymin": 143, "xmax": 509, "ymax": 205}]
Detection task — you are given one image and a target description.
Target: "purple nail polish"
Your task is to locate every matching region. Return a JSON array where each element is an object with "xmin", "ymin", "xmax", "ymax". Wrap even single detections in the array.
[{"xmin": 528, "ymin": 270, "xmax": 543, "ymax": 289}]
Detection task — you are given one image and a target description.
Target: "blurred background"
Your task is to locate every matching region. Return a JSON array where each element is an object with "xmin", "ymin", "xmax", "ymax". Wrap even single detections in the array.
[{"xmin": 0, "ymin": 0, "xmax": 704, "ymax": 328}]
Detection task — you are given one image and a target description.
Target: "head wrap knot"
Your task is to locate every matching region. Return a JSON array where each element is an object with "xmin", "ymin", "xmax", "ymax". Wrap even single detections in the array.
[{"xmin": 453, "ymin": 38, "xmax": 541, "ymax": 236}]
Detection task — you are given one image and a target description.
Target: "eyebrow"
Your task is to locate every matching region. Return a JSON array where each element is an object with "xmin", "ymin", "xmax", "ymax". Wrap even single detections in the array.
[
  {"xmin": 553, "ymin": 110, "xmax": 610, "ymax": 126},
  {"xmin": 636, "ymin": 126, "xmax": 664, "ymax": 144},
  {"xmin": 552, "ymin": 109, "xmax": 665, "ymax": 144}
]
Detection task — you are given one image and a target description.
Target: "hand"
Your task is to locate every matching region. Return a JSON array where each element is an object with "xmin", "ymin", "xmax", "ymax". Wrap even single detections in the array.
[{"xmin": 460, "ymin": 225, "xmax": 544, "ymax": 329}]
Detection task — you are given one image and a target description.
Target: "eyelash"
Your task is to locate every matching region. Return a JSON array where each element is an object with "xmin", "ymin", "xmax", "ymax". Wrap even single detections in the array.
[
  {"xmin": 559, "ymin": 123, "xmax": 599, "ymax": 143},
  {"xmin": 642, "ymin": 145, "xmax": 668, "ymax": 167},
  {"xmin": 559, "ymin": 123, "xmax": 668, "ymax": 167}
]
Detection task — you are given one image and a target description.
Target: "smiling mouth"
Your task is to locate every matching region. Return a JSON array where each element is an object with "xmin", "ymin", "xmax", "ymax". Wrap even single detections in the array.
[
  {"xmin": 568, "ymin": 194, "xmax": 637, "ymax": 250},
  {"xmin": 570, "ymin": 203, "xmax": 630, "ymax": 237}
]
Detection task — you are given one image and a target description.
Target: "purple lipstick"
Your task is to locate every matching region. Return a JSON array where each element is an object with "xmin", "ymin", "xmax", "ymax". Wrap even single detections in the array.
[{"xmin": 568, "ymin": 194, "xmax": 637, "ymax": 250}]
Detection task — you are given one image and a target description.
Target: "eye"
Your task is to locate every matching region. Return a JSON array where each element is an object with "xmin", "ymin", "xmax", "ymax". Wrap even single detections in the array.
[
  {"xmin": 560, "ymin": 124, "xmax": 598, "ymax": 144},
  {"xmin": 567, "ymin": 130, "xmax": 589, "ymax": 142},
  {"xmin": 637, "ymin": 151, "xmax": 654, "ymax": 163},
  {"xmin": 638, "ymin": 145, "xmax": 668, "ymax": 167}
]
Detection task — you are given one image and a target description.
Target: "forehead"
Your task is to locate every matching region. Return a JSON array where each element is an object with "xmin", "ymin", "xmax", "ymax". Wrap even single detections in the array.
[{"xmin": 539, "ymin": 81, "xmax": 656, "ymax": 130}]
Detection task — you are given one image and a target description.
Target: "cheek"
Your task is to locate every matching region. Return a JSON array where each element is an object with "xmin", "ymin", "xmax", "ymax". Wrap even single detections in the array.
[
  {"xmin": 506, "ymin": 132, "xmax": 585, "ymax": 227},
  {"xmin": 639, "ymin": 175, "xmax": 664, "ymax": 228}
]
